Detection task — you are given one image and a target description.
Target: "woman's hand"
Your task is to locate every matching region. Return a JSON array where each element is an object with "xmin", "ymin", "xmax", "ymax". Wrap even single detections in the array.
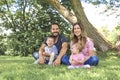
[{"xmin": 70, "ymin": 60, "xmax": 80, "ymax": 65}]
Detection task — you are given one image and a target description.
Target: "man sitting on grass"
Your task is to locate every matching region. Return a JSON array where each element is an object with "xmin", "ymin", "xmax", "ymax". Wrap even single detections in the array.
[{"xmin": 33, "ymin": 23, "xmax": 70, "ymax": 66}]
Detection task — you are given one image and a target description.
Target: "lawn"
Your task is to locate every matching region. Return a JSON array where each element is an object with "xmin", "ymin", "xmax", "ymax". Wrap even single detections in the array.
[{"xmin": 0, "ymin": 51, "xmax": 120, "ymax": 80}]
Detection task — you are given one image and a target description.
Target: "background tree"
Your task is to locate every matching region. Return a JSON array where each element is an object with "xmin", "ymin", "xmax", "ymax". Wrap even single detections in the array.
[
  {"xmin": 0, "ymin": 0, "xmax": 71, "ymax": 56},
  {"xmin": 0, "ymin": 0, "xmax": 120, "ymax": 56}
]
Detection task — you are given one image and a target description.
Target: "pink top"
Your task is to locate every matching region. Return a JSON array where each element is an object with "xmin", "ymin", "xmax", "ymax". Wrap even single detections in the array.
[
  {"xmin": 81, "ymin": 38, "xmax": 94, "ymax": 56},
  {"xmin": 70, "ymin": 38, "xmax": 94, "ymax": 56},
  {"xmin": 70, "ymin": 53, "xmax": 85, "ymax": 66}
]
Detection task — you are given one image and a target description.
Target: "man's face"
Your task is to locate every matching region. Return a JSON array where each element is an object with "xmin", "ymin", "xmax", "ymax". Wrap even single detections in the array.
[{"xmin": 50, "ymin": 24, "xmax": 59, "ymax": 37}]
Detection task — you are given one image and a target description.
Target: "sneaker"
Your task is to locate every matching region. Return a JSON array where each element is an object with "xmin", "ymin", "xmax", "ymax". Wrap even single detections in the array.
[
  {"xmin": 33, "ymin": 59, "xmax": 39, "ymax": 64},
  {"xmin": 68, "ymin": 65, "xmax": 80, "ymax": 69},
  {"xmin": 48, "ymin": 62, "xmax": 53, "ymax": 65},
  {"xmin": 82, "ymin": 64, "xmax": 91, "ymax": 69}
]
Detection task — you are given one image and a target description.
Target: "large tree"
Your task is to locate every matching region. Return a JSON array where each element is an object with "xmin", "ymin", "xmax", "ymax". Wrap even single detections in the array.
[{"xmin": 46, "ymin": 0, "xmax": 114, "ymax": 51}]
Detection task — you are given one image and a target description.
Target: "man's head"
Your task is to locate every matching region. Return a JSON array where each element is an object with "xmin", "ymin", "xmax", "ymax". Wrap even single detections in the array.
[{"xmin": 50, "ymin": 23, "xmax": 60, "ymax": 37}]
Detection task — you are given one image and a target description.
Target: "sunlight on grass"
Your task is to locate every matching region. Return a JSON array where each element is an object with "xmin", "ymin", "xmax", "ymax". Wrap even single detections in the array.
[{"xmin": 0, "ymin": 51, "xmax": 120, "ymax": 80}]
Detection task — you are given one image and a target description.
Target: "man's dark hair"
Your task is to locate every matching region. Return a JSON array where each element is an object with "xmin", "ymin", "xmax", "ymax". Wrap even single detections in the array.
[{"xmin": 50, "ymin": 22, "xmax": 60, "ymax": 29}]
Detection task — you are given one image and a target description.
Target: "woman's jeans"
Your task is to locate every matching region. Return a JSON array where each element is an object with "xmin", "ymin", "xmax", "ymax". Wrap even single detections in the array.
[
  {"xmin": 33, "ymin": 52, "xmax": 70, "ymax": 65},
  {"xmin": 84, "ymin": 55, "xmax": 99, "ymax": 66}
]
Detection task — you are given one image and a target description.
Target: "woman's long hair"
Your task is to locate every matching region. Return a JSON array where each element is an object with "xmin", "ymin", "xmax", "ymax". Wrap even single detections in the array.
[{"xmin": 71, "ymin": 22, "xmax": 87, "ymax": 49}]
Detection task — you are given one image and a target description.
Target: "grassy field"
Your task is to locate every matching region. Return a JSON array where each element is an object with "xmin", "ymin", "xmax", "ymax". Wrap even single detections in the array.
[{"xmin": 0, "ymin": 51, "xmax": 120, "ymax": 80}]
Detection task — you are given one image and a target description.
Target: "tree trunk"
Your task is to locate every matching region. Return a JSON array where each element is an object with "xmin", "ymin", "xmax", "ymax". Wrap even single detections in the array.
[{"xmin": 47, "ymin": 0, "xmax": 113, "ymax": 51}]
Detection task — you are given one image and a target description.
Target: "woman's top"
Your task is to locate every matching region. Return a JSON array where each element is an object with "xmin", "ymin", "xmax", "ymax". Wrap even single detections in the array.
[
  {"xmin": 81, "ymin": 38, "xmax": 94, "ymax": 56},
  {"xmin": 70, "ymin": 38, "xmax": 95, "ymax": 56}
]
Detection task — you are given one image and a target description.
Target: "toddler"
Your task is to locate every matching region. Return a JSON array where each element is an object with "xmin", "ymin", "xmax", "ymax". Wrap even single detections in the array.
[
  {"xmin": 34, "ymin": 35, "xmax": 58, "ymax": 65},
  {"xmin": 68, "ymin": 43, "xmax": 90, "ymax": 69}
]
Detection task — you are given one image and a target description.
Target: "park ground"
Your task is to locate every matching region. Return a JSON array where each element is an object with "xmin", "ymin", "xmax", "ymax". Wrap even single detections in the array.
[{"xmin": 0, "ymin": 50, "xmax": 120, "ymax": 80}]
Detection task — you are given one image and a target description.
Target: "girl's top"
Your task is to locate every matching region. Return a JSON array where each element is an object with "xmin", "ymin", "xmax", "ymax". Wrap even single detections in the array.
[{"xmin": 70, "ymin": 53, "xmax": 85, "ymax": 66}]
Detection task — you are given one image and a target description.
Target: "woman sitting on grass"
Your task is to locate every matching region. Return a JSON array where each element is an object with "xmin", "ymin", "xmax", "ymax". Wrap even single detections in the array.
[{"xmin": 70, "ymin": 22, "xmax": 99, "ymax": 66}]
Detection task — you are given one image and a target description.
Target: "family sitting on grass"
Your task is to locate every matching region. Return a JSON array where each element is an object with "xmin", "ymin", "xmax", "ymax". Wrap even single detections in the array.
[{"xmin": 33, "ymin": 22, "xmax": 99, "ymax": 69}]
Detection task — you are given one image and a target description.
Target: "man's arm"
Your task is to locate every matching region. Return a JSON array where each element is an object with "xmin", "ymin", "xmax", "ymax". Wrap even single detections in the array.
[
  {"xmin": 39, "ymin": 43, "xmax": 46, "ymax": 64},
  {"xmin": 54, "ymin": 42, "xmax": 68, "ymax": 66}
]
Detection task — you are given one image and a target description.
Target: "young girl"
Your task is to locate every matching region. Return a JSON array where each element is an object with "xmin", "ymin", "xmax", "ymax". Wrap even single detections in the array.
[{"xmin": 68, "ymin": 43, "xmax": 90, "ymax": 69}]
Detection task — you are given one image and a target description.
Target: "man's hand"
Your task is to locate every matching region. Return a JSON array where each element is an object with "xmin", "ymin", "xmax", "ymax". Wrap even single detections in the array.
[
  {"xmin": 39, "ymin": 43, "xmax": 46, "ymax": 64},
  {"xmin": 53, "ymin": 42, "xmax": 68, "ymax": 66},
  {"xmin": 43, "ymin": 52, "xmax": 50, "ymax": 57},
  {"xmin": 39, "ymin": 56, "xmax": 45, "ymax": 64},
  {"xmin": 53, "ymin": 58, "xmax": 61, "ymax": 66}
]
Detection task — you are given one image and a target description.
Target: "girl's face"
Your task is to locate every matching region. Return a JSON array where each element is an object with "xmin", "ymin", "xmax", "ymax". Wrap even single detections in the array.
[
  {"xmin": 73, "ymin": 24, "xmax": 81, "ymax": 37},
  {"xmin": 70, "ymin": 44, "xmax": 80, "ymax": 54},
  {"xmin": 46, "ymin": 38, "xmax": 54, "ymax": 47}
]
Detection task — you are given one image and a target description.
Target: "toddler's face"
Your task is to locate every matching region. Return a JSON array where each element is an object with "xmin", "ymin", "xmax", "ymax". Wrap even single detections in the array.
[
  {"xmin": 46, "ymin": 38, "xmax": 54, "ymax": 47},
  {"xmin": 70, "ymin": 44, "xmax": 80, "ymax": 54}
]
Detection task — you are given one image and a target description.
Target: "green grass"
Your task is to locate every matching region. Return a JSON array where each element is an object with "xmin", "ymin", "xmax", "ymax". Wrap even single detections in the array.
[{"xmin": 0, "ymin": 51, "xmax": 120, "ymax": 80}]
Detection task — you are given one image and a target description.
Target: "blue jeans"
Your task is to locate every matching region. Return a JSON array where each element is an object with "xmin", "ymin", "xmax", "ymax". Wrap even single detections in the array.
[
  {"xmin": 84, "ymin": 55, "xmax": 99, "ymax": 66},
  {"xmin": 33, "ymin": 52, "xmax": 70, "ymax": 65},
  {"xmin": 33, "ymin": 52, "xmax": 99, "ymax": 66}
]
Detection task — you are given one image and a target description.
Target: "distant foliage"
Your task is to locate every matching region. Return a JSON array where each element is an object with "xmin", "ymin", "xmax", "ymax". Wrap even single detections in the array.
[
  {"xmin": 115, "ymin": 24, "xmax": 120, "ymax": 31},
  {"xmin": 97, "ymin": 26, "xmax": 119, "ymax": 44},
  {"xmin": 0, "ymin": 35, "xmax": 6, "ymax": 55},
  {"xmin": 0, "ymin": 0, "xmax": 71, "ymax": 56}
]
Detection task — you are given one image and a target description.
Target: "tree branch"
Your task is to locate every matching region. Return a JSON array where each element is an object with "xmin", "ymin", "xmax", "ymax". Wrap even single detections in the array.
[{"xmin": 47, "ymin": 0, "xmax": 77, "ymax": 24}]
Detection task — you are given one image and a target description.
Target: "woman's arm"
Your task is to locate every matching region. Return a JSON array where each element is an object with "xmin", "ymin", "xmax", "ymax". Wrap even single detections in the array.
[
  {"xmin": 88, "ymin": 50, "xmax": 96, "ymax": 56},
  {"xmin": 86, "ymin": 38, "xmax": 96, "ymax": 56}
]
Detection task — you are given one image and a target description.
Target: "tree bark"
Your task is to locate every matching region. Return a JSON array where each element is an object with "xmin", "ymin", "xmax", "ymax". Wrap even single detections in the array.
[
  {"xmin": 47, "ymin": 0, "xmax": 113, "ymax": 51},
  {"xmin": 47, "ymin": 0, "xmax": 77, "ymax": 24}
]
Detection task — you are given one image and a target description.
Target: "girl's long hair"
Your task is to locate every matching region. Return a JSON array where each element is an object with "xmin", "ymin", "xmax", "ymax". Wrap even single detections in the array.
[{"xmin": 71, "ymin": 22, "xmax": 87, "ymax": 49}]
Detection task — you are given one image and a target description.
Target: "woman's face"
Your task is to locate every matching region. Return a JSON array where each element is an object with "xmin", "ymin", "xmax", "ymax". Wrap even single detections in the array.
[{"xmin": 73, "ymin": 24, "xmax": 81, "ymax": 37}]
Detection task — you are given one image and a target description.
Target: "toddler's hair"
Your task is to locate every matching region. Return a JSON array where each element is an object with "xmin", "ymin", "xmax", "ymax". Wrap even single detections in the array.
[{"xmin": 47, "ymin": 35, "xmax": 55, "ymax": 42}]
